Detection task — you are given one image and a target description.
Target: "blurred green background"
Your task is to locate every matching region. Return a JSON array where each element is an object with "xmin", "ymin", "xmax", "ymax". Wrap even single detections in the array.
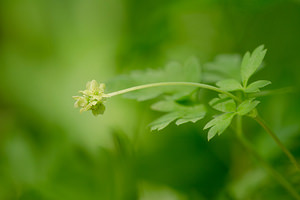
[{"xmin": 0, "ymin": 0, "xmax": 300, "ymax": 199}]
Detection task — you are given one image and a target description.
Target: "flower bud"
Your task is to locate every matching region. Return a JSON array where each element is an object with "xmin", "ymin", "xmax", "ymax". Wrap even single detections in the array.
[{"xmin": 73, "ymin": 80, "xmax": 109, "ymax": 116}]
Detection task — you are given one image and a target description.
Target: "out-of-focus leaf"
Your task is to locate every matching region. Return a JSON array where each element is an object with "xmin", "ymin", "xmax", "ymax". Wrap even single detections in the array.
[
  {"xmin": 106, "ymin": 57, "xmax": 201, "ymax": 101},
  {"xmin": 202, "ymin": 54, "xmax": 241, "ymax": 83},
  {"xmin": 209, "ymin": 97, "xmax": 236, "ymax": 113},
  {"xmin": 244, "ymin": 80, "xmax": 271, "ymax": 93},
  {"xmin": 241, "ymin": 45, "xmax": 267, "ymax": 87},
  {"xmin": 204, "ymin": 113, "xmax": 236, "ymax": 141},
  {"xmin": 237, "ymin": 99, "xmax": 260, "ymax": 116},
  {"xmin": 149, "ymin": 100, "xmax": 206, "ymax": 131},
  {"xmin": 151, "ymin": 100, "xmax": 177, "ymax": 112},
  {"xmin": 216, "ymin": 79, "xmax": 243, "ymax": 91}
]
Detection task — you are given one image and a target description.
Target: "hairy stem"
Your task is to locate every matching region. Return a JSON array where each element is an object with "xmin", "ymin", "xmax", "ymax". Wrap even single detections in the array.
[
  {"xmin": 107, "ymin": 82, "xmax": 240, "ymax": 102},
  {"xmin": 254, "ymin": 115, "xmax": 300, "ymax": 171},
  {"xmin": 236, "ymin": 116, "xmax": 300, "ymax": 200}
]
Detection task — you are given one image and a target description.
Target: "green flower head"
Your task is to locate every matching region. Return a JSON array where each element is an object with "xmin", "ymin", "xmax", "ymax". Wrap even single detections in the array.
[{"xmin": 73, "ymin": 80, "xmax": 109, "ymax": 116}]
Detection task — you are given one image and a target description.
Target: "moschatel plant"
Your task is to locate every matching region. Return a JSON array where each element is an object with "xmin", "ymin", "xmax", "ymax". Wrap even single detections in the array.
[{"xmin": 73, "ymin": 45, "xmax": 300, "ymax": 199}]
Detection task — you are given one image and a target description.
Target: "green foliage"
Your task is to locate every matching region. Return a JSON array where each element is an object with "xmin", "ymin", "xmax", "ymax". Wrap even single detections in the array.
[
  {"xmin": 192, "ymin": 45, "xmax": 271, "ymax": 140},
  {"xmin": 204, "ymin": 45, "xmax": 269, "ymax": 140},
  {"xmin": 216, "ymin": 79, "xmax": 243, "ymax": 91},
  {"xmin": 244, "ymin": 80, "xmax": 272, "ymax": 93},
  {"xmin": 2, "ymin": 1, "xmax": 300, "ymax": 199},
  {"xmin": 74, "ymin": 45, "xmax": 272, "ymax": 141},
  {"xmin": 108, "ymin": 57, "xmax": 201, "ymax": 101},
  {"xmin": 149, "ymin": 100, "xmax": 206, "ymax": 131},
  {"xmin": 209, "ymin": 95, "xmax": 236, "ymax": 113},
  {"xmin": 202, "ymin": 54, "xmax": 241, "ymax": 83},
  {"xmin": 237, "ymin": 99, "xmax": 260, "ymax": 116},
  {"xmin": 204, "ymin": 113, "xmax": 236, "ymax": 141},
  {"xmin": 241, "ymin": 45, "xmax": 267, "ymax": 87}
]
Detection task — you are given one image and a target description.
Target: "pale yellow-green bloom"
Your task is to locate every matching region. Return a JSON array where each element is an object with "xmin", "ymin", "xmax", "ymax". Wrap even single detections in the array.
[{"xmin": 73, "ymin": 80, "xmax": 109, "ymax": 116}]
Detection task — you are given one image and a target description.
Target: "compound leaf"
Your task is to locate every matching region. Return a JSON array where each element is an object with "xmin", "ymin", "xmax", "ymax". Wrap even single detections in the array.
[
  {"xmin": 149, "ymin": 100, "xmax": 206, "ymax": 131},
  {"xmin": 241, "ymin": 45, "xmax": 267, "ymax": 87}
]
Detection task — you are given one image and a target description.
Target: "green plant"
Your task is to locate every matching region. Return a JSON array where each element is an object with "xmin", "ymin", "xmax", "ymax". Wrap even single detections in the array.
[{"xmin": 73, "ymin": 45, "xmax": 300, "ymax": 199}]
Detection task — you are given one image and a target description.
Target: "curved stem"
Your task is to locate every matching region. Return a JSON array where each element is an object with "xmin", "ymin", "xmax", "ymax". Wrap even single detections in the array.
[
  {"xmin": 236, "ymin": 116, "xmax": 300, "ymax": 200},
  {"xmin": 254, "ymin": 115, "xmax": 300, "ymax": 171},
  {"xmin": 107, "ymin": 82, "xmax": 240, "ymax": 102}
]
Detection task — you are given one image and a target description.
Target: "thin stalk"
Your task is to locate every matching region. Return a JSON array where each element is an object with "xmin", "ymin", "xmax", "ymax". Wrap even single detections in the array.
[
  {"xmin": 107, "ymin": 82, "xmax": 240, "ymax": 102},
  {"xmin": 235, "ymin": 116, "xmax": 300, "ymax": 200},
  {"xmin": 254, "ymin": 115, "xmax": 300, "ymax": 171}
]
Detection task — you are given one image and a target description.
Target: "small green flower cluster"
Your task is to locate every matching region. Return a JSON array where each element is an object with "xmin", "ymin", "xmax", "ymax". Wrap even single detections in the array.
[{"xmin": 73, "ymin": 80, "xmax": 109, "ymax": 116}]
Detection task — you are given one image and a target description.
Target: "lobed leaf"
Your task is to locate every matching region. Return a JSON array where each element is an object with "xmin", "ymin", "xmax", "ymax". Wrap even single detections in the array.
[
  {"xmin": 149, "ymin": 112, "xmax": 181, "ymax": 131},
  {"xmin": 204, "ymin": 113, "xmax": 236, "ymax": 141},
  {"xmin": 175, "ymin": 112, "xmax": 205, "ymax": 125},
  {"xmin": 149, "ymin": 100, "xmax": 206, "ymax": 131},
  {"xmin": 237, "ymin": 99, "xmax": 260, "ymax": 116},
  {"xmin": 241, "ymin": 45, "xmax": 267, "ymax": 87},
  {"xmin": 244, "ymin": 80, "xmax": 271, "ymax": 93}
]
